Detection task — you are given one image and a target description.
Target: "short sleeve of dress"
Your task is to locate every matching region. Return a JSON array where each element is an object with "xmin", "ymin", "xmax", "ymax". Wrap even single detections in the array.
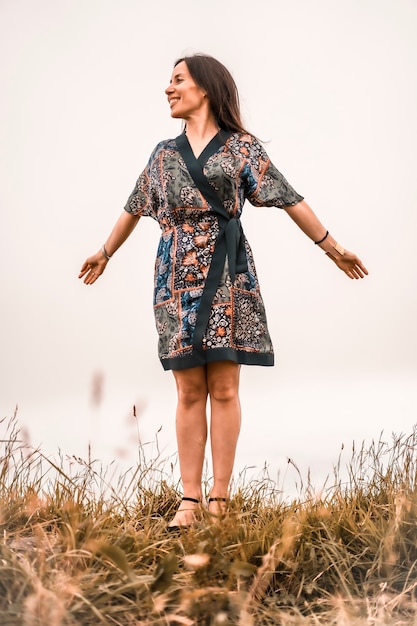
[
  {"xmin": 124, "ymin": 142, "xmax": 164, "ymax": 218},
  {"xmin": 239, "ymin": 135, "xmax": 304, "ymax": 208}
]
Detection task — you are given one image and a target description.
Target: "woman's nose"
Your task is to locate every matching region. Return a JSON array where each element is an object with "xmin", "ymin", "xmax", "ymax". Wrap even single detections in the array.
[{"xmin": 165, "ymin": 83, "xmax": 174, "ymax": 95}]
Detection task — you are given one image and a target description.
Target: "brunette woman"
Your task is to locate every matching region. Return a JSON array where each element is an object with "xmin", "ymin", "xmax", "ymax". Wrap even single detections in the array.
[{"xmin": 79, "ymin": 54, "xmax": 367, "ymax": 529}]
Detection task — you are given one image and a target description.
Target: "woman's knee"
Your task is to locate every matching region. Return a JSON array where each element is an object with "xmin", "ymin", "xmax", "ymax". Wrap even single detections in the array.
[
  {"xmin": 207, "ymin": 362, "xmax": 240, "ymax": 403},
  {"xmin": 173, "ymin": 367, "xmax": 208, "ymax": 407}
]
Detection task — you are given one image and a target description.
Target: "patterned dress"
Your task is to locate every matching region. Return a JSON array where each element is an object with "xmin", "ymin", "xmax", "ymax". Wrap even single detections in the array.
[{"xmin": 124, "ymin": 131, "xmax": 303, "ymax": 371}]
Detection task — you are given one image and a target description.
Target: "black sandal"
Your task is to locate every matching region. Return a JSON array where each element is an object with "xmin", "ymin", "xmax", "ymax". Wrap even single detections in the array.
[
  {"xmin": 208, "ymin": 497, "xmax": 228, "ymax": 517},
  {"xmin": 167, "ymin": 497, "xmax": 200, "ymax": 533}
]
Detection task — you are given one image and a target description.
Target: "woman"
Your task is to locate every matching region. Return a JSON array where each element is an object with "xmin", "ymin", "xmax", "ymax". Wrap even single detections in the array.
[{"xmin": 79, "ymin": 54, "xmax": 368, "ymax": 529}]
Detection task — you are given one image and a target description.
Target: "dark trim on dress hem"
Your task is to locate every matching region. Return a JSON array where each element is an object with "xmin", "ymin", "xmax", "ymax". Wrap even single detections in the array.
[{"xmin": 161, "ymin": 349, "xmax": 274, "ymax": 371}]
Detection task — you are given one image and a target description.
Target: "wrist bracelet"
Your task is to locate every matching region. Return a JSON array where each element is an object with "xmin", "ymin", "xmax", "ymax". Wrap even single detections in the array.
[
  {"xmin": 314, "ymin": 230, "xmax": 329, "ymax": 245},
  {"xmin": 101, "ymin": 245, "xmax": 111, "ymax": 261}
]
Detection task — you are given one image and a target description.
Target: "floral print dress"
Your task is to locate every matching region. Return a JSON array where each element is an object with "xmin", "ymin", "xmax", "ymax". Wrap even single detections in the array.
[{"xmin": 124, "ymin": 131, "xmax": 303, "ymax": 371}]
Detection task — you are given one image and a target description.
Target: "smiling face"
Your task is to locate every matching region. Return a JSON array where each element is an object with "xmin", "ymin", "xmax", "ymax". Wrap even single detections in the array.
[{"xmin": 165, "ymin": 60, "xmax": 208, "ymax": 121}]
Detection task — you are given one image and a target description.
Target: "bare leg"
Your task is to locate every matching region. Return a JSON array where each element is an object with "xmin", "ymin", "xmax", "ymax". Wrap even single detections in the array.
[
  {"xmin": 207, "ymin": 361, "xmax": 241, "ymax": 512},
  {"xmin": 169, "ymin": 365, "xmax": 208, "ymax": 527}
]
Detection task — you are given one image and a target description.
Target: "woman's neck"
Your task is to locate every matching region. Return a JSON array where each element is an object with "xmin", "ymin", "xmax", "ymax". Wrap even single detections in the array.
[
  {"xmin": 184, "ymin": 111, "xmax": 219, "ymax": 139},
  {"xmin": 183, "ymin": 114, "xmax": 220, "ymax": 158}
]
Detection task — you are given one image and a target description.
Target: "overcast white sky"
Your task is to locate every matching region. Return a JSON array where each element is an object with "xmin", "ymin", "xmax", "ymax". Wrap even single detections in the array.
[{"xmin": 1, "ymin": 0, "xmax": 416, "ymax": 496}]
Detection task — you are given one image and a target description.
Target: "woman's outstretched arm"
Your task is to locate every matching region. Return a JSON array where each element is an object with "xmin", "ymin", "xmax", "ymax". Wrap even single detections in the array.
[
  {"xmin": 284, "ymin": 200, "xmax": 368, "ymax": 279},
  {"xmin": 78, "ymin": 211, "xmax": 140, "ymax": 285}
]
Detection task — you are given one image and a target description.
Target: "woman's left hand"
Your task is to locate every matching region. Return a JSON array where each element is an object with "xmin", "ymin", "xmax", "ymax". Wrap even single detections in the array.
[
  {"xmin": 284, "ymin": 201, "xmax": 368, "ymax": 280},
  {"xmin": 326, "ymin": 249, "xmax": 368, "ymax": 279}
]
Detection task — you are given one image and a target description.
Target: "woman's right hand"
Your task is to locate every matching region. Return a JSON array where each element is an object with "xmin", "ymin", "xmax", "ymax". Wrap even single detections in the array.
[
  {"xmin": 78, "ymin": 250, "xmax": 109, "ymax": 285},
  {"xmin": 78, "ymin": 211, "xmax": 140, "ymax": 285}
]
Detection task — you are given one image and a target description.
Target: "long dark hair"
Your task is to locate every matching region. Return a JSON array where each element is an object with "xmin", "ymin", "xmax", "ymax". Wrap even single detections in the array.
[{"xmin": 174, "ymin": 54, "xmax": 249, "ymax": 134}]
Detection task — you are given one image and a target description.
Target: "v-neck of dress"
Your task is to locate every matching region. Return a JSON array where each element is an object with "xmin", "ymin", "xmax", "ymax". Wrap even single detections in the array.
[{"xmin": 180, "ymin": 131, "xmax": 226, "ymax": 168}]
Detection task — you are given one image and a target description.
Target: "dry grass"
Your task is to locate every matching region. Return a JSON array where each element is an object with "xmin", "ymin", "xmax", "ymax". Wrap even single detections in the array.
[{"xmin": 1, "ymin": 410, "xmax": 417, "ymax": 625}]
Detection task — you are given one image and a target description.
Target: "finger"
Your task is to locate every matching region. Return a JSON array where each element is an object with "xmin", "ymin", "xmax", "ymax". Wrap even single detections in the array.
[
  {"xmin": 86, "ymin": 270, "xmax": 100, "ymax": 285},
  {"xmin": 343, "ymin": 259, "xmax": 363, "ymax": 278},
  {"xmin": 78, "ymin": 262, "xmax": 90, "ymax": 278},
  {"xmin": 354, "ymin": 262, "xmax": 368, "ymax": 278},
  {"xmin": 358, "ymin": 261, "xmax": 369, "ymax": 275},
  {"xmin": 83, "ymin": 270, "xmax": 93, "ymax": 284},
  {"xmin": 351, "ymin": 257, "xmax": 368, "ymax": 276},
  {"xmin": 346, "ymin": 265, "xmax": 357, "ymax": 279}
]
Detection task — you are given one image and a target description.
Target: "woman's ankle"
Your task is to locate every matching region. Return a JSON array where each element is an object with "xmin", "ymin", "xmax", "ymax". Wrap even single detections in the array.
[{"xmin": 168, "ymin": 497, "xmax": 201, "ymax": 528}]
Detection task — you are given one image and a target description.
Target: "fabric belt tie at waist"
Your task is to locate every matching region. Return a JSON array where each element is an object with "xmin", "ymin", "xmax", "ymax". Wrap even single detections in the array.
[{"xmin": 223, "ymin": 216, "xmax": 248, "ymax": 282}]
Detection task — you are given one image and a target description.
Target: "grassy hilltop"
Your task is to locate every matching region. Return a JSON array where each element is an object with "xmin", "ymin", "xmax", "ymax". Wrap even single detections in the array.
[{"xmin": 1, "ymin": 413, "xmax": 417, "ymax": 625}]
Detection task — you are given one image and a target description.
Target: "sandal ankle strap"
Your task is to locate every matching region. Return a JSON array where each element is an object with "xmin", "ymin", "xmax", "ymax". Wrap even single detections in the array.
[
  {"xmin": 208, "ymin": 497, "xmax": 227, "ymax": 502},
  {"xmin": 181, "ymin": 496, "xmax": 200, "ymax": 504}
]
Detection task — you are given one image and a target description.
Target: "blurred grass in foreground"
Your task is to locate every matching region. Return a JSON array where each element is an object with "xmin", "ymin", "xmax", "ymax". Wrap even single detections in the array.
[{"xmin": 1, "ymin": 411, "xmax": 417, "ymax": 625}]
